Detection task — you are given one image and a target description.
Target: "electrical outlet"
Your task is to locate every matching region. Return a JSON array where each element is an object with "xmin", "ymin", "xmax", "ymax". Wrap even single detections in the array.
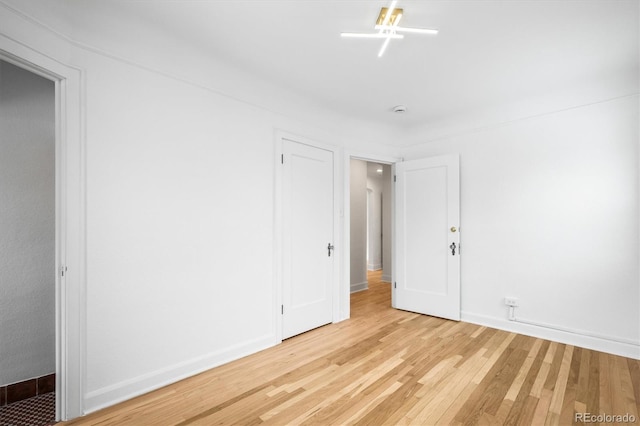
[{"xmin": 504, "ymin": 297, "xmax": 519, "ymax": 307}]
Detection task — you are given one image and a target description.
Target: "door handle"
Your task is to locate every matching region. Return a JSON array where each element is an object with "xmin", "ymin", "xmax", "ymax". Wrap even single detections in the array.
[
  {"xmin": 449, "ymin": 242, "xmax": 456, "ymax": 256},
  {"xmin": 328, "ymin": 243, "xmax": 335, "ymax": 257}
]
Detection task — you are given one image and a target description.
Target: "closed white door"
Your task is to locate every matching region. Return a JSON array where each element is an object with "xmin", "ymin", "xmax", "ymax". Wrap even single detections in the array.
[
  {"xmin": 282, "ymin": 139, "xmax": 334, "ymax": 339},
  {"xmin": 394, "ymin": 155, "xmax": 460, "ymax": 320}
]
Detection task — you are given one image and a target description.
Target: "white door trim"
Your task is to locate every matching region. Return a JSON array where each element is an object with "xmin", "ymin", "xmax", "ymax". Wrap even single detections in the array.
[
  {"xmin": 274, "ymin": 130, "xmax": 342, "ymax": 343},
  {"xmin": 342, "ymin": 152, "xmax": 400, "ymax": 321},
  {"xmin": 0, "ymin": 39, "xmax": 86, "ymax": 420}
]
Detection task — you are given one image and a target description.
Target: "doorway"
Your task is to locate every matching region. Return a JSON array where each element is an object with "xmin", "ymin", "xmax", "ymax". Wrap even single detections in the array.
[
  {"xmin": 349, "ymin": 159, "xmax": 393, "ymax": 295},
  {"xmin": 0, "ymin": 43, "xmax": 85, "ymax": 420},
  {"xmin": 0, "ymin": 59, "xmax": 56, "ymax": 423},
  {"xmin": 345, "ymin": 154, "xmax": 461, "ymax": 323}
]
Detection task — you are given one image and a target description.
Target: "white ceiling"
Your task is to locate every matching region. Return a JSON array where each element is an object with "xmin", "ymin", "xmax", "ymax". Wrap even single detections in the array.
[{"xmin": 42, "ymin": 1, "xmax": 640, "ymax": 135}]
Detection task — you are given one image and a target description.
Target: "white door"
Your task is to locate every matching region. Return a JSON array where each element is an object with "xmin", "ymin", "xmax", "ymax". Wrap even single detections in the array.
[
  {"xmin": 394, "ymin": 155, "xmax": 460, "ymax": 320},
  {"xmin": 282, "ymin": 139, "xmax": 334, "ymax": 339}
]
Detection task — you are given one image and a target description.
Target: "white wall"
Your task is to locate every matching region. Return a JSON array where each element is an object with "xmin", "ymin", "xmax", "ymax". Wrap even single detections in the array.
[
  {"xmin": 350, "ymin": 159, "xmax": 367, "ymax": 292},
  {"xmin": 82, "ymin": 52, "xmax": 276, "ymax": 406},
  {"xmin": 0, "ymin": 60, "xmax": 55, "ymax": 385},
  {"xmin": 403, "ymin": 95, "xmax": 640, "ymax": 357},
  {"xmin": 75, "ymin": 47, "xmax": 394, "ymax": 411},
  {"xmin": 0, "ymin": 0, "xmax": 398, "ymax": 414}
]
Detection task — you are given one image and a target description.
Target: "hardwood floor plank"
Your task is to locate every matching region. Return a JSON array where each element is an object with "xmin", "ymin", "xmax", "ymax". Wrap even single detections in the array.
[
  {"xmin": 481, "ymin": 337, "xmax": 531, "ymax": 415},
  {"xmin": 599, "ymin": 351, "xmax": 613, "ymax": 422},
  {"xmin": 411, "ymin": 348, "xmax": 489, "ymax": 425},
  {"xmin": 329, "ymin": 379, "xmax": 404, "ymax": 425},
  {"xmin": 471, "ymin": 332, "xmax": 517, "ymax": 385},
  {"xmin": 515, "ymin": 396, "xmax": 541, "ymax": 426},
  {"xmin": 617, "ymin": 355, "xmax": 640, "ymax": 420},
  {"xmin": 586, "ymin": 348, "xmax": 601, "ymax": 415},
  {"xmin": 505, "ymin": 338, "xmax": 543, "ymax": 402},
  {"xmin": 558, "ymin": 345, "xmax": 579, "ymax": 424},
  {"xmin": 61, "ymin": 270, "xmax": 640, "ymax": 426},
  {"xmin": 532, "ymin": 388, "xmax": 552, "ymax": 424},
  {"xmin": 260, "ymin": 349, "xmax": 386, "ymax": 423},
  {"xmin": 544, "ymin": 343, "xmax": 566, "ymax": 391},
  {"xmin": 266, "ymin": 363, "xmax": 338, "ymax": 397},
  {"xmin": 546, "ymin": 345, "xmax": 574, "ymax": 422},
  {"xmin": 498, "ymin": 340, "xmax": 550, "ymax": 425},
  {"xmin": 494, "ymin": 339, "xmax": 543, "ymax": 424},
  {"xmin": 282, "ymin": 355, "xmax": 405, "ymax": 426},
  {"xmin": 451, "ymin": 335, "xmax": 529, "ymax": 425},
  {"xmin": 492, "ymin": 398, "xmax": 513, "ymax": 426},
  {"xmin": 628, "ymin": 358, "xmax": 640, "ymax": 415},
  {"xmin": 352, "ymin": 374, "xmax": 424, "ymax": 426},
  {"xmin": 575, "ymin": 346, "xmax": 591, "ymax": 409},
  {"xmin": 314, "ymin": 367, "xmax": 410, "ymax": 425},
  {"xmin": 175, "ymin": 382, "xmax": 274, "ymax": 425},
  {"xmin": 470, "ymin": 326, "xmax": 488, "ymax": 339},
  {"xmin": 454, "ymin": 327, "xmax": 498, "ymax": 367},
  {"xmin": 530, "ymin": 342, "xmax": 555, "ymax": 398}
]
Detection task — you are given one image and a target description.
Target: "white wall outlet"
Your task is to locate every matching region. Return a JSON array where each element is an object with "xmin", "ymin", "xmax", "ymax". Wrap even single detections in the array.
[{"xmin": 504, "ymin": 297, "xmax": 519, "ymax": 307}]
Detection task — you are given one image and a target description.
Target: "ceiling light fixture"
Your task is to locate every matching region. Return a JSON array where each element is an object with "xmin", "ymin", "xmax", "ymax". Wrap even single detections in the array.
[
  {"xmin": 380, "ymin": 0, "xmax": 398, "ymax": 27},
  {"xmin": 374, "ymin": 25, "xmax": 438, "ymax": 35},
  {"xmin": 340, "ymin": 33, "xmax": 404, "ymax": 39},
  {"xmin": 341, "ymin": 0, "xmax": 438, "ymax": 57},
  {"xmin": 377, "ymin": 11, "xmax": 402, "ymax": 57}
]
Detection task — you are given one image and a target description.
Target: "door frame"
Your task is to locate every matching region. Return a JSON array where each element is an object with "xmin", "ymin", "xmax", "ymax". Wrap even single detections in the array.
[
  {"xmin": 0, "ymin": 39, "xmax": 86, "ymax": 420},
  {"xmin": 343, "ymin": 152, "xmax": 400, "ymax": 320},
  {"xmin": 274, "ymin": 130, "xmax": 342, "ymax": 343}
]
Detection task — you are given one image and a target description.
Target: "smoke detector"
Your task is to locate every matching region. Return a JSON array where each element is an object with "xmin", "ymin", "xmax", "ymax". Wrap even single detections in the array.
[{"xmin": 393, "ymin": 105, "xmax": 407, "ymax": 113}]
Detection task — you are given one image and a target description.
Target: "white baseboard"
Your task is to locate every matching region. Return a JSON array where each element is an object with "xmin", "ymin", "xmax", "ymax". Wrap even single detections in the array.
[
  {"xmin": 381, "ymin": 274, "xmax": 391, "ymax": 283},
  {"xmin": 367, "ymin": 264, "xmax": 382, "ymax": 271},
  {"xmin": 350, "ymin": 281, "xmax": 368, "ymax": 293},
  {"xmin": 83, "ymin": 334, "xmax": 276, "ymax": 414},
  {"xmin": 461, "ymin": 311, "xmax": 640, "ymax": 360}
]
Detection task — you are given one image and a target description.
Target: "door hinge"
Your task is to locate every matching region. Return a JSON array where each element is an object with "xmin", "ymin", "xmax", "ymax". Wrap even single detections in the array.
[
  {"xmin": 281, "ymin": 305, "xmax": 284, "ymax": 315},
  {"xmin": 394, "ymin": 281, "xmax": 397, "ymax": 289},
  {"xmin": 281, "ymin": 154, "xmax": 284, "ymax": 164},
  {"xmin": 394, "ymin": 175, "xmax": 397, "ymax": 182},
  {"xmin": 60, "ymin": 266, "xmax": 67, "ymax": 277}
]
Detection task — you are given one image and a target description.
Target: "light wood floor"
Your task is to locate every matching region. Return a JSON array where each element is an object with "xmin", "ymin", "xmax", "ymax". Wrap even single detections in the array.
[{"xmin": 63, "ymin": 270, "xmax": 640, "ymax": 425}]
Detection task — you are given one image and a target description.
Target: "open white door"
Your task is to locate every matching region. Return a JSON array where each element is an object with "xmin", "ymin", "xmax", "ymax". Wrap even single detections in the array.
[
  {"xmin": 394, "ymin": 155, "xmax": 460, "ymax": 320},
  {"xmin": 282, "ymin": 139, "xmax": 334, "ymax": 339}
]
